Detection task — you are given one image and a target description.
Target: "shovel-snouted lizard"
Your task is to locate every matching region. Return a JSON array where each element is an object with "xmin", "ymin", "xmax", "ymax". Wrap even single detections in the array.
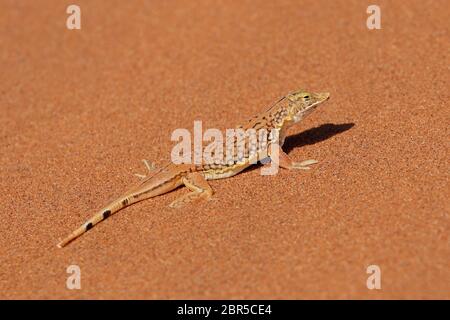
[{"xmin": 57, "ymin": 90, "xmax": 330, "ymax": 247}]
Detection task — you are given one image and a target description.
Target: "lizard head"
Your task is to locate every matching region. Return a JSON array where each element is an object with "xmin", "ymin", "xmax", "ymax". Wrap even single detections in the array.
[{"xmin": 286, "ymin": 90, "xmax": 330, "ymax": 123}]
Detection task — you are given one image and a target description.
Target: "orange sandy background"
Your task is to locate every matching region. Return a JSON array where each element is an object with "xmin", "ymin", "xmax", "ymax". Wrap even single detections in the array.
[{"xmin": 0, "ymin": 0, "xmax": 448, "ymax": 299}]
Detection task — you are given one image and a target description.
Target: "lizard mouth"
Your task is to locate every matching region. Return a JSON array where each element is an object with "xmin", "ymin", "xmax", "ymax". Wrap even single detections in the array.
[{"xmin": 315, "ymin": 92, "xmax": 330, "ymax": 102}]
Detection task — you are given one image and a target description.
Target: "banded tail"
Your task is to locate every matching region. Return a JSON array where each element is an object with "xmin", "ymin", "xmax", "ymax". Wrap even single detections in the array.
[
  {"xmin": 57, "ymin": 165, "xmax": 184, "ymax": 248},
  {"xmin": 57, "ymin": 195, "xmax": 132, "ymax": 248}
]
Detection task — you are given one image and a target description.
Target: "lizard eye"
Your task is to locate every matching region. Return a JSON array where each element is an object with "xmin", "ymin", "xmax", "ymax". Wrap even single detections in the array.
[{"xmin": 304, "ymin": 95, "xmax": 310, "ymax": 100}]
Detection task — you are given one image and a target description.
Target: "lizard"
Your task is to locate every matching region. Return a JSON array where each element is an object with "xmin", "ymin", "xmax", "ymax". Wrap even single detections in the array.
[{"xmin": 57, "ymin": 90, "xmax": 330, "ymax": 247}]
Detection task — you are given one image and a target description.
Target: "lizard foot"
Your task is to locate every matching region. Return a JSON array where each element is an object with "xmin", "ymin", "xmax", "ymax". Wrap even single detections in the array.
[
  {"xmin": 134, "ymin": 159, "xmax": 157, "ymax": 179},
  {"xmin": 169, "ymin": 191, "xmax": 212, "ymax": 208},
  {"xmin": 290, "ymin": 159, "xmax": 318, "ymax": 170},
  {"xmin": 274, "ymin": 147, "xmax": 319, "ymax": 171}
]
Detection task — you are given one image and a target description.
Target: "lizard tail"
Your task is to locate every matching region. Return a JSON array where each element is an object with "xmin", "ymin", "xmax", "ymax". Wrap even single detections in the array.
[
  {"xmin": 56, "ymin": 194, "xmax": 133, "ymax": 248},
  {"xmin": 57, "ymin": 167, "xmax": 183, "ymax": 248}
]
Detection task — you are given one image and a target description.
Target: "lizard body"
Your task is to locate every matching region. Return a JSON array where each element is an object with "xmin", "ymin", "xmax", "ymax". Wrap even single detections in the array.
[{"xmin": 57, "ymin": 90, "xmax": 330, "ymax": 247}]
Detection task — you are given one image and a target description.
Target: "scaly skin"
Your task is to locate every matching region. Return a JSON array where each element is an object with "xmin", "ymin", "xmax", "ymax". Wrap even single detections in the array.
[{"xmin": 57, "ymin": 90, "xmax": 330, "ymax": 247}]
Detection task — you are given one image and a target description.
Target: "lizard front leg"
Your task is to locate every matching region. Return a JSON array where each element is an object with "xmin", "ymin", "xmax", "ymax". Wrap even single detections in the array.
[
  {"xmin": 169, "ymin": 172, "xmax": 213, "ymax": 208},
  {"xmin": 271, "ymin": 145, "xmax": 318, "ymax": 170}
]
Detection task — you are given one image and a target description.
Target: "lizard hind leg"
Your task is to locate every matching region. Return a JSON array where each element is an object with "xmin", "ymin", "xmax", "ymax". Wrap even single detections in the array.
[
  {"xmin": 134, "ymin": 159, "xmax": 157, "ymax": 179},
  {"xmin": 169, "ymin": 172, "xmax": 213, "ymax": 209}
]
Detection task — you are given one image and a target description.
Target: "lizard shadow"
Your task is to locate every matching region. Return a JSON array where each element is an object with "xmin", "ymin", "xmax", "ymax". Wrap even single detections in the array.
[
  {"xmin": 283, "ymin": 122, "xmax": 355, "ymax": 154},
  {"xmin": 243, "ymin": 122, "xmax": 355, "ymax": 173}
]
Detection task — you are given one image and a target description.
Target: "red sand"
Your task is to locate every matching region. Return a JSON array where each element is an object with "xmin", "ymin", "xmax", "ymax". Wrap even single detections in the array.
[{"xmin": 0, "ymin": 0, "xmax": 448, "ymax": 299}]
